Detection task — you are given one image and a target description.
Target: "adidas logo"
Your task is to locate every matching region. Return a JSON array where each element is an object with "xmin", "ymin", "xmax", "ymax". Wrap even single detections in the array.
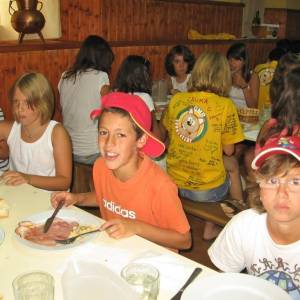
[{"xmin": 103, "ymin": 199, "xmax": 136, "ymax": 219}]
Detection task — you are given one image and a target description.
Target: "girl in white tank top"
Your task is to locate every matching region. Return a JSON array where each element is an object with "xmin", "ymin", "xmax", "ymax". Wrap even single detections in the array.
[{"xmin": 0, "ymin": 72, "xmax": 72, "ymax": 191}]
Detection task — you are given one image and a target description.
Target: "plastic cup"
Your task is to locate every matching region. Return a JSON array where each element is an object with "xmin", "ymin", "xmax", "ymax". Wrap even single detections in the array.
[
  {"xmin": 121, "ymin": 263, "xmax": 159, "ymax": 300},
  {"xmin": 13, "ymin": 271, "xmax": 54, "ymax": 300}
]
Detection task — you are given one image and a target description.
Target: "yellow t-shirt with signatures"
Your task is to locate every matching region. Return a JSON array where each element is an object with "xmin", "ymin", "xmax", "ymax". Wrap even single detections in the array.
[
  {"xmin": 254, "ymin": 60, "xmax": 278, "ymax": 111},
  {"xmin": 163, "ymin": 91, "xmax": 244, "ymax": 190}
]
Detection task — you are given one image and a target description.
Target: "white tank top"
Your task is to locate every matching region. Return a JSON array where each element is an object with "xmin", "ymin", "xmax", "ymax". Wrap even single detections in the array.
[
  {"xmin": 7, "ymin": 120, "xmax": 57, "ymax": 176},
  {"xmin": 229, "ymin": 86, "xmax": 247, "ymax": 108},
  {"xmin": 171, "ymin": 74, "xmax": 191, "ymax": 92}
]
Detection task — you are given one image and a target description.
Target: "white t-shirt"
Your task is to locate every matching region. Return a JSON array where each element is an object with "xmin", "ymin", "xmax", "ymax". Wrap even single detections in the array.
[
  {"xmin": 58, "ymin": 70, "xmax": 109, "ymax": 157},
  {"xmin": 133, "ymin": 92, "xmax": 155, "ymax": 112},
  {"xmin": 171, "ymin": 74, "xmax": 191, "ymax": 92},
  {"xmin": 7, "ymin": 121, "xmax": 57, "ymax": 177},
  {"xmin": 208, "ymin": 209, "xmax": 300, "ymax": 299}
]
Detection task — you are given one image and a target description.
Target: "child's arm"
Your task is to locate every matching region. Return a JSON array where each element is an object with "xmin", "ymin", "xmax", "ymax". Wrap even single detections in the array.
[
  {"xmin": 232, "ymin": 72, "xmax": 259, "ymax": 108},
  {"xmin": 51, "ymin": 191, "xmax": 97, "ymax": 208},
  {"xmin": 0, "ymin": 120, "xmax": 12, "ymax": 159},
  {"xmin": 101, "ymin": 218, "xmax": 191, "ymax": 250},
  {"xmin": 223, "ymin": 143, "xmax": 235, "ymax": 156},
  {"xmin": 243, "ymin": 73, "xmax": 259, "ymax": 108},
  {"xmin": 100, "ymin": 84, "xmax": 111, "ymax": 96},
  {"xmin": 157, "ymin": 113, "xmax": 168, "ymax": 143},
  {"xmin": 151, "ymin": 112, "xmax": 163, "ymax": 141}
]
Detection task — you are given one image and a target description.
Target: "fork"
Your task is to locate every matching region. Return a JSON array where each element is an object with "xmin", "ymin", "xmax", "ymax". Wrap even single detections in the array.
[{"xmin": 55, "ymin": 228, "xmax": 101, "ymax": 244}]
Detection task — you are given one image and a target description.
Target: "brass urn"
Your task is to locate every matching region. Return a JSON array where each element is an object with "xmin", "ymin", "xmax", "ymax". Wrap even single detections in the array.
[{"xmin": 9, "ymin": 0, "xmax": 45, "ymax": 43}]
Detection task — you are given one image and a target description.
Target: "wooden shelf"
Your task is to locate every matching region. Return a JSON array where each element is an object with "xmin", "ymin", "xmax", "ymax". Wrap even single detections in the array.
[{"xmin": 0, "ymin": 38, "xmax": 277, "ymax": 53}]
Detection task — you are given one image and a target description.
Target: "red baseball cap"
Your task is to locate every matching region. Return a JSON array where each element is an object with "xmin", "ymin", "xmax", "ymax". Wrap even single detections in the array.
[
  {"xmin": 90, "ymin": 92, "xmax": 165, "ymax": 158},
  {"xmin": 252, "ymin": 136, "xmax": 300, "ymax": 170}
]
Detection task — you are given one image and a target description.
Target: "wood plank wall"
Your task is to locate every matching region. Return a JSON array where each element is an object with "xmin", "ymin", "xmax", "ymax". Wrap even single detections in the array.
[
  {"xmin": 0, "ymin": 40, "xmax": 274, "ymax": 121},
  {"xmin": 60, "ymin": 0, "xmax": 243, "ymax": 41},
  {"xmin": 264, "ymin": 8, "xmax": 300, "ymax": 40}
]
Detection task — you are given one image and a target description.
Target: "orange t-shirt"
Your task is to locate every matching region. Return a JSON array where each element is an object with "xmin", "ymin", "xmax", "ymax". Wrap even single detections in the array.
[{"xmin": 93, "ymin": 155, "xmax": 190, "ymax": 235}]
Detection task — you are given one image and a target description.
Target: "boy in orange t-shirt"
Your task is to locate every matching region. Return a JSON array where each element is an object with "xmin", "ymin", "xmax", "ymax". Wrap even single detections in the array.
[{"xmin": 51, "ymin": 92, "xmax": 191, "ymax": 251}]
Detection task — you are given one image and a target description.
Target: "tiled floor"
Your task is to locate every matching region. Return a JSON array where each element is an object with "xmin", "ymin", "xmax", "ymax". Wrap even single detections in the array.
[{"xmin": 81, "ymin": 206, "xmax": 217, "ymax": 271}]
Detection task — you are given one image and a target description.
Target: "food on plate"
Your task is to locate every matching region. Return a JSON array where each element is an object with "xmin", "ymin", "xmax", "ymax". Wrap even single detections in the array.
[
  {"xmin": 0, "ymin": 198, "xmax": 9, "ymax": 218},
  {"xmin": 15, "ymin": 217, "xmax": 96, "ymax": 246}
]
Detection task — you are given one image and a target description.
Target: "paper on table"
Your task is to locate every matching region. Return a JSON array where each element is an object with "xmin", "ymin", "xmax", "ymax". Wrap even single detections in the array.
[{"xmin": 131, "ymin": 251, "xmax": 196, "ymax": 292}]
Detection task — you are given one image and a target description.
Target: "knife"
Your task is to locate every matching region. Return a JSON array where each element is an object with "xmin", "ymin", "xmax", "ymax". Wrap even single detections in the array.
[
  {"xmin": 43, "ymin": 200, "xmax": 65, "ymax": 233},
  {"xmin": 170, "ymin": 267, "xmax": 202, "ymax": 300}
]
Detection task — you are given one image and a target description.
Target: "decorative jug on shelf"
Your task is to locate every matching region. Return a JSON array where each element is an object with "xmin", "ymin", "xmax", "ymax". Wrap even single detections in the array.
[{"xmin": 9, "ymin": 0, "xmax": 45, "ymax": 44}]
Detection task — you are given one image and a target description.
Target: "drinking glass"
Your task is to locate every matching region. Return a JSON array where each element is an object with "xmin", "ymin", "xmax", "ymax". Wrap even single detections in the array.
[
  {"xmin": 13, "ymin": 271, "xmax": 54, "ymax": 300},
  {"xmin": 121, "ymin": 263, "xmax": 160, "ymax": 300},
  {"xmin": 259, "ymin": 104, "xmax": 271, "ymax": 126}
]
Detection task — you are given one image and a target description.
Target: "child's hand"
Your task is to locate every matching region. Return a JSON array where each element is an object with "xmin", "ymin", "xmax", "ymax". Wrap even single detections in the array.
[
  {"xmin": 51, "ymin": 191, "xmax": 77, "ymax": 208},
  {"xmin": 100, "ymin": 218, "xmax": 137, "ymax": 239},
  {"xmin": 232, "ymin": 72, "xmax": 247, "ymax": 88},
  {"xmin": 1, "ymin": 171, "xmax": 29, "ymax": 186}
]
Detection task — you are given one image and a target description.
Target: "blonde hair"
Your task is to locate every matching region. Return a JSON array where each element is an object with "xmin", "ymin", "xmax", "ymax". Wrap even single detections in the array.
[
  {"xmin": 248, "ymin": 154, "xmax": 300, "ymax": 212},
  {"xmin": 9, "ymin": 72, "xmax": 54, "ymax": 124},
  {"xmin": 188, "ymin": 51, "xmax": 231, "ymax": 97}
]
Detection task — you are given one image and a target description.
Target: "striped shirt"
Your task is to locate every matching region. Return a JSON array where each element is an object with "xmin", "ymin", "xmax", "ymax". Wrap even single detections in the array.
[{"xmin": 0, "ymin": 108, "xmax": 9, "ymax": 171}]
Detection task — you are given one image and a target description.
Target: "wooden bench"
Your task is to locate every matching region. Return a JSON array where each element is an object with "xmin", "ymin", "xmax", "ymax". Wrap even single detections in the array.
[
  {"xmin": 71, "ymin": 162, "xmax": 94, "ymax": 193},
  {"xmin": 180, "ymin": 197, "xmax": 230, "ymax": 227}
]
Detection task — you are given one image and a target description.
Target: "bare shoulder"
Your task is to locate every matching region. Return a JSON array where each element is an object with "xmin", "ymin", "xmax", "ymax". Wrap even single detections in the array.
[{"xmin": 52, "ymin": 122, "xmax": 71, "ymax": 142}]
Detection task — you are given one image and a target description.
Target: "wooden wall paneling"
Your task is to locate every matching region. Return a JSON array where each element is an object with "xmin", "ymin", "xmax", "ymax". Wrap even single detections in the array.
[
  {"xmin": 264, "ymin": 8, "xmax": 287, "ymax": 39},
  {"xmin": 264, "ymin": 8, "xmax": 300, "ymax": 40},
  {"xmin": 285, "ymin": 10, "xmax": 300, "ymax": 40},
  {"xmin": 0, "ymin": 40, "xmax": 275, "ymax": 121},
  {"xmin": 73, "ymin": 0, "xmax": 244, "ymax": 42}
]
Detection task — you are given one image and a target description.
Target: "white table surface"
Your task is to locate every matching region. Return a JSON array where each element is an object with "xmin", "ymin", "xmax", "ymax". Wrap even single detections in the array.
[{"xmin": 0, "ymin": 183, "xmax": 216, "ymax": 300}]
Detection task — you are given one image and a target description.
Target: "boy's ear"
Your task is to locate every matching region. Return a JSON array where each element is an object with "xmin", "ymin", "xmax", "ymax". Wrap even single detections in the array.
[{"xmin": 137, "ymin": 133, "xmax": 148, "ymax": 149}]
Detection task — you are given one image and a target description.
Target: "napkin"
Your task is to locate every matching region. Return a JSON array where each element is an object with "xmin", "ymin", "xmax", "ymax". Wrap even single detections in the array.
[{"xmin": 131, "ymin": 250, "xmax": 196, "ymax": 292}]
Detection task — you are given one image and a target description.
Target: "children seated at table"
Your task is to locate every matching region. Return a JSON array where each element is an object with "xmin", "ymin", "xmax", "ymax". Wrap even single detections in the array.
[
  {"xmin": 51, "ymin": 92, "xmax": 191, "ymax": 251},
  {"xmin": 208, "ymin": 135, "xmax": 300, "ymax": 300},
  {"xmin": 227, "ymin": 42, "xmax": 259, "ymax": 108},
  {"xmin": 58, "ymin": 35, "xmax": 114, "ymax": 165},
  {"xmin": 0, "ymin": 107, "xmax": 9, "ymax": 171},
  {"xmin": 165, "ymin": 45, "xmax": 195, "ymax": 94},
  {"xmin": 0, "ymin": 72, "xmax": 72, "ymax": 191},
  {"xmin": 159, "ymin": 52, "xmax": 244, "ymax": 240},
  {"xmin": 113, "ymin": 55, "xmax": 161, "ymax": 138},
  {"xmin": 244, "ymin": 53, "xmax": 300, "ymax": 185}
]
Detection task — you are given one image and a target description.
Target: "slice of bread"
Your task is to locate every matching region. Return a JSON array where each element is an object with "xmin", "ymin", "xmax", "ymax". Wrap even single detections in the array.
[{"xmin": 0, "ymin": 198, "xmax": 9, "ymax": 218}]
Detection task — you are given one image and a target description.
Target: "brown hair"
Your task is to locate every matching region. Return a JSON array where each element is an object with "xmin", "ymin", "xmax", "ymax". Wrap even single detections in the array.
[
  {"xmin": 248, "ymin": 154, "xmax": 300, "ymax": 212},
  {"xmin": 188, "ymin": 52, "xmax": 231, "ymax": 96},
  {"xmin": 9, "ymin": 72, "xmax": 54, "ymax": 124},
  {"xmin": 98, "ymin": 107, "xmax": 144, "ymax": 140}
]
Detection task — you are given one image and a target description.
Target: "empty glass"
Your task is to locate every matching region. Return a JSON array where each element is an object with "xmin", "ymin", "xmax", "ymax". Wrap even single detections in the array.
[
  {"xmin": 152, "ymin": 80, "xmax": 168, "ymax": 103},
  {"xmin": 121, "ymin": 263, "xmax": 160, "ymax": 300},
  {"xmin": 13, "ymin": 271, "xmax": 54, "ymax": 300}
]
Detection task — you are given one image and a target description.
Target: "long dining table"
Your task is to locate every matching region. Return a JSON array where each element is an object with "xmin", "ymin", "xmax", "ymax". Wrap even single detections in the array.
[{"xmin": 0, "ymin": 183, "xmax": 217, "ymax": 300}]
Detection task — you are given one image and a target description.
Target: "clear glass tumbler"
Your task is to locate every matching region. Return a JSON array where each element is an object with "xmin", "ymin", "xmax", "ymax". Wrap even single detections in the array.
[
  {"xmin": 13, "ymin": 271, "xmax": 54, "ymax": 300},
  {"xmin": 121, "ymin": 263, "xmax": 160, "ymax": 300}
]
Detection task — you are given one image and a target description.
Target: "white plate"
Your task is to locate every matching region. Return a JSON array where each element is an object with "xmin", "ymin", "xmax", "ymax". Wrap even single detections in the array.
[
  {"xmin": 62, "ymin": 260, "xmax": 139, "ymax": 300},
  {"xmin": 15, "ymin": 209, "xmax": 102, "ymax": 250},
  {"xmin": 182, "ymin": 273, "xmax": 292, "ymax": 300},
  {"xmin": 0, "ymin": 227, "xmax": 4, "ymax": 245}
]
